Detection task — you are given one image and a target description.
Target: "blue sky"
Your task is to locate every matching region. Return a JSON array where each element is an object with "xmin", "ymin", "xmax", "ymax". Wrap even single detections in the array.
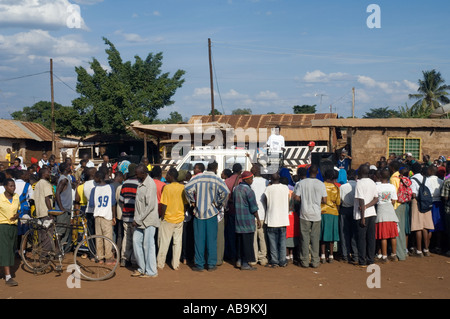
[{"xmin": 0, "ymin": 0, "xmax": 449, "ymax": 121}]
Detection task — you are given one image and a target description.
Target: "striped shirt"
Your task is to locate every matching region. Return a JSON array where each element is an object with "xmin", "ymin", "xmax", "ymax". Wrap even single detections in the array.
[
  {"xmin": 119, "ymin": 178, "xmax": 139, "ymax": 223},
  {"xmin": 184, "ymin": 171, "xmax": 230, "ymax": 220}
]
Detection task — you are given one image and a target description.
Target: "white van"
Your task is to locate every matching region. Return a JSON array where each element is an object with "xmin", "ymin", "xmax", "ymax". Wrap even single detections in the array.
[{"xmin": 175, "ymin": 148, "xmax": 254, "ymax": 176}]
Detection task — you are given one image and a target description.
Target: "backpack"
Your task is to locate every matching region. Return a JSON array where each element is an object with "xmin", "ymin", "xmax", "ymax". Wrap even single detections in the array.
[
  {"xmin": 397, "ymin": 176, "xmax": 413, "ymax": 204},
  {"xmin": 18, "ymin": 183, "xmax": 31, "ymax": 217},
  {"xmin": 412, "ymin": 176, "xmax": 433, "ymax": 213}
]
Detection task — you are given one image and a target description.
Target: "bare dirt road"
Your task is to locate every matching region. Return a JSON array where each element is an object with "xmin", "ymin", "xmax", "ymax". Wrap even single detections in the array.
[{"xmin": 1, "ymin": 253, "xmax": 449, "ymax": 300}]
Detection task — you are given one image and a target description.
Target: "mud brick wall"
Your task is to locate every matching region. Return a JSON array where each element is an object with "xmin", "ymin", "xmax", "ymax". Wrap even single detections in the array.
[{"xmin": 348, "ymin": 128, "xmax": 450, "ymax": 169}]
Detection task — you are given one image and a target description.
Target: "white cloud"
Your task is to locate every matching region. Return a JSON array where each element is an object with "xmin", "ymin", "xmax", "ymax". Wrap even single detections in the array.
[
  {"xmin": 256, "ymin": 90, "xmax": 279, "ymax": 100},
  {"xmin": 0, "ymin": 30, "xmax": 95, "ymax": 66},
  {"xmin": 0, "ymin": 0, "xmax": 89, "ymax": 30},
  {"xmin": 303, "ymin": 70, "xmax": 352, "ymax": 83},
  {"xmin": 114, "ymin": 30, "xmax": 148, "ymax": 43},
  {"xmin": 403, "ymin": 80, "xmax": 419, "ymax": 92}
]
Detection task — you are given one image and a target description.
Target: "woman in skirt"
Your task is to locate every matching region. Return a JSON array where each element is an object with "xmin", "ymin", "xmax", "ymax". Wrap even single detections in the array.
[
  {"xmin": 0, "ymin": 178, "xmax": 20, "ymax": 286},
  {"xmin": 375, "ymin": 169, "xmax": 399, "ymax": 263},
  {"xmin": 320, "ymin": 169, "xmax": 341, "ymax": 263}
]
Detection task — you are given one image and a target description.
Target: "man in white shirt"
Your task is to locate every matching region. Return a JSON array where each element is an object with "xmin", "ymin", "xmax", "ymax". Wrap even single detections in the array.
[
  {"xmin": 250, "ymin": 164, "xmax": 269, "ymax": 266},
  {"xmin": 354, "ymin": 165, "xmax": 378, "ymax": 267},
  {"xmin": 293, "ymin": 165, "xmax": 327, "ymax": 268},
  {"xmin": 339, "ymin": 169, "xmax": 358, "ymax": 263},
  {"xmin": 263, "ymin": 172, "xmax": 290, "ymax": 268},
  {"xmin": 266, "ymin": 126, "xmax": 285, "ymax": 154}
]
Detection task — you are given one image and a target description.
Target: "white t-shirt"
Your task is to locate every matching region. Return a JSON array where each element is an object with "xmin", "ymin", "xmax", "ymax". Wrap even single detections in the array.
[
  {"xmin": 266, "ymin": 134, "xmax": 285, "ymax": 153},
  {"xmin": 426, "ymin": 175, "xmax": 443, "ymax": 202},
  {"xmin": 89, "ymin": 184, "xmax": 116, "ymax": 220},
  {"xmin": 15, "ymin": 179, "xmax": 33, "ymax": 200},
  {"xmin": 263, "ymin": 183, "xmax": 290, "ymax": 227},
  {"xmin": 376, "ymin": 183, "xmax": 398, "ymax": 205},
  {"xmin": 84, "ymin": 180, "xmax": 97, "ymax": 213},
  {"xmin": 353, "ymin": 178, "xmax": 378, "ymax": 220},
  {"xmin": 251, "ymin": 176, "xmax": 269, "ymax": 221},
  {"xmin": 340, "ymin": 180, "xmax": 356, "ymax": 208},
  {"xmin": 294, "ymin": 178, "xmax": 327, "ymax": 222},
  {"xmin": 410, "ymin": 173, "xmax": 433, "ymax": 196}
]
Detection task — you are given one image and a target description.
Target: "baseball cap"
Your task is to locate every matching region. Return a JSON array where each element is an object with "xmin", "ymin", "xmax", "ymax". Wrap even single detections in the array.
[{"xmin": 308, "ymin": 141, "xmax": 316, "ymax": 147}]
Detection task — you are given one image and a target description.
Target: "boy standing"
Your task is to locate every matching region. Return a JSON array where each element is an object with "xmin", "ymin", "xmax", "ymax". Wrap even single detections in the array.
[
  {"xmin": 263, "ymin": 172, "xmax": 290, "ymax": 268},
  {"xmin": 157, "ymin": 168, "xmax": 188, "ymax": 270},
  {"xmin": 293, "ymin": 165, "xmax": 327, "ymax": 268},
  {"xmin": 354, "ymin": 165, "xmax": 378, "ymax": 267},
  {"xmin": 89, "ymin": 170, "xmax": 117, "ymax": 264}
]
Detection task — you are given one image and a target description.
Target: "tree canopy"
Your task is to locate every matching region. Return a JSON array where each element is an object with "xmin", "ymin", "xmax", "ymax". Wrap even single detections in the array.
[
  {"xmin": 293, "ymin": 104, "xmax": 317, "ymax": 114},
  {"xmin": 72, "ymin": 37, "xmax": 186, "ymax": 135},
  {"xmin": 11, "ymin": 101, "xmax": 87, "ymax": 137},
  {"xmin": 363, "ymin": 107, "xmax": 400, "ymax": 118},
  {"xmin": 408, "ymin": 69, "xmax": 450, "ymax": 117}
]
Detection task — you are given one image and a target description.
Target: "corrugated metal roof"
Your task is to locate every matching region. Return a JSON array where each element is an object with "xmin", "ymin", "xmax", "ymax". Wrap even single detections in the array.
[
  {"xmin": 0, "ymin": 120, "xmax": 55, "ymax": 142},
  {"xmin": 311, "ymin": 118, "xmax": 450, "ymax": 129},
  {"xmin": 188, "ymin": 114, "xmax": 337, "ymax": 142},
  {"xmin": 189, "ymin": 113, "xmax": 337, "ymax": 128}
]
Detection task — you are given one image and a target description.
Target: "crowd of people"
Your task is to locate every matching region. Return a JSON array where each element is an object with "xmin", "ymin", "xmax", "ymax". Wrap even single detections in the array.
[{"xmin": 0, "ymin": 149, "xmax": 449, "ymax": 287}]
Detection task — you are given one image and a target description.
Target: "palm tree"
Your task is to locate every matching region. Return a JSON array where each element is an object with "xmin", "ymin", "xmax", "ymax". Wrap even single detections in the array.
[{"xmin": 408, "ymin": 70, "xmax": 450, "ymax": 117}]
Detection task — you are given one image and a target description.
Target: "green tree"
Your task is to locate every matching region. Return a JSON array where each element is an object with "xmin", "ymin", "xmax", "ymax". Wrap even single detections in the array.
[
  {"xmin": 293, "ymin": 104, "xmax": 317, "ymax": 114},
  {"xmin": 363, "ymin": 107, "xmax": 400, "ymax": 118},
  {"xmin": 11, "ymin": 101, "xmax": 88, "ymax": 137},
  {"xmin": 72, "ymin": 37, "xmax": 186, "ymax": 135},
  {"xmin": 231, "ymin": 108, "xmax": 252, "ymax": 115},
  {"xmin": 408, "ymin": 69, "xmax": 450, "ymax": 117}
]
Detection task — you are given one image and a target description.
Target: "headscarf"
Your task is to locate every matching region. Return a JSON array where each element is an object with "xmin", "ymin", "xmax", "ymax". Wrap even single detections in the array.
[
  {"xmin": 337, "ymin": 168, "xmax": 347, "ymax": 185},
  {"xmin": 279, "ymin": 167, "xmax": 294, "ymax": 187}
]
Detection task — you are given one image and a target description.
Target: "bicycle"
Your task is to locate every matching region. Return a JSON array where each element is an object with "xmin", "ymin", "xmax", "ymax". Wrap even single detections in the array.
[{"xmin": 19, "ymin": 209, "xmax": 119, "ymax": 281}]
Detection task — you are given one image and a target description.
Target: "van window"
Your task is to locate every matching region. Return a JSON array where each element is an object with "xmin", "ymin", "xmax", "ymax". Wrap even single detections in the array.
[
  {"xmin": 224, "ymin": 156, "xmax": 247, "ymax": 171},
  {"xmin": 180, "ymin": 155, "xmax": 217, "ymax": 172}
]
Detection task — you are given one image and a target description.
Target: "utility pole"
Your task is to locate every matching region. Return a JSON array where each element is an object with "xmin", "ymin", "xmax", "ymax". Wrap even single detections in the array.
[
  {"xmin": 208, "ymin": 38, "xmax": 215, "ymax": 122},
  {"xmin": 352, "ymin": 87, "xmax": 355, "ymax": 118},
  {"xmin": 50, "ymin": 59, "xmax": 56, "ymax": 156}
]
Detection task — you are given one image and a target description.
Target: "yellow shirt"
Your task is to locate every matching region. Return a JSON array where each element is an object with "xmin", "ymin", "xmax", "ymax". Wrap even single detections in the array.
[
  {"xmin": 390, "ymin": 172, "xmax": 401, "ymax": 210},
  {"xmin": 160, "ymin": 182, "xmax": 187, "ymax": 224},
  {"xmin": 77, "ymin": 184, "xmax": 87, "ymax": 206},
  {"xmin": 0, "ymin": 193, "xmax": 20, "ymax": 225},
  {"xmin": 321, "ymin": 182, "xmax": 341, "ymax": 216}
]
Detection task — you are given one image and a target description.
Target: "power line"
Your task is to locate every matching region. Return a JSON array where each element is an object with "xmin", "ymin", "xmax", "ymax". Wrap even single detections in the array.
[
  {"xmin": 53, "ymin": 73, "xmax": 77, "ymax": 93},
  {"xmin": 0, "ymin": 71, "xmax": 49, "ymax": 82}
]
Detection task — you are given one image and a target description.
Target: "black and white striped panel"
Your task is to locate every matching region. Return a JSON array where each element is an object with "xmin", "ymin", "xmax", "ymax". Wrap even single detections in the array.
[
  {"xmin": 283, "ymin": 146, "xmax": 328, "ymax": 167},
  {"xmin": 159, "ymin": 159, "xmax": 181, "ymax": 171}
]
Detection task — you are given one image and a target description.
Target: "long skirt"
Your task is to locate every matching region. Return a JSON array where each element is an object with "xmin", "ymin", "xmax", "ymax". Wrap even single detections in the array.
[
  {"xmin": 0, "ymin": 224, "xmax": 17, "ymax": 267},
  {"xmin": 320, "ymin": 214, "xmax": 340, "ymax": 242}
]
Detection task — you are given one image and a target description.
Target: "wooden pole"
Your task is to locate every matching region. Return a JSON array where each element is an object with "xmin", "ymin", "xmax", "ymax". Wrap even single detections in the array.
[
  {"xmin": 208, "ymin": 38, "xmax": 215, "ymax": 122},
  {"xmin": 352, "ymin": 87, "xmax": 355, "ymax": 118},
  {"xmin": 50, "ymin": 59, "xmax": 56, "ymax": 156}
]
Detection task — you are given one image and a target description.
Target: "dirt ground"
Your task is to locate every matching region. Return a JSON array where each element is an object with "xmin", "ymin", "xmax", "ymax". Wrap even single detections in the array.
[{"xmin": 1, "ymin": 252, "xmax": 449, "ymax": 301}]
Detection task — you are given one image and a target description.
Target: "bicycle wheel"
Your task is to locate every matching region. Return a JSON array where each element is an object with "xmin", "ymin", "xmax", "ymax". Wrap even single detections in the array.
[
  {"xmin": 73, "ymin": 235, "xmax": 119, "ymax": 281},
  {"xmin": 20, "ymin": 228, "xmax": 55, "ymax": 274}
]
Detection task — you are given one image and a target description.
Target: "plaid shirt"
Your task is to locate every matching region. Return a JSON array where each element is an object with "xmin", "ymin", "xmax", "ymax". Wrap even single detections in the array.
[
  {"xmin": 441, "ymin": 179, "xmax": 450, "ymax": 214},
  {"xmin": 233, "ymin": 183, "xmax": 259, "ymax": 233}
]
